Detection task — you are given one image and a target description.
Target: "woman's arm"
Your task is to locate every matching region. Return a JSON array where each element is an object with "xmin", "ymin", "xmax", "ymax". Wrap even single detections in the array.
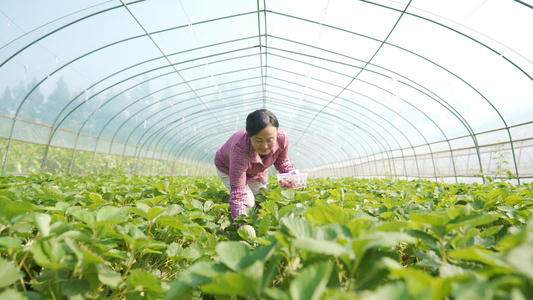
[
  {"xmin": 228, "ymin": 147, "xmax": 251, "ymax": 220},
  {"xmin": 273, "ymin": 130, "xmax": 295, "ymax": 173}
]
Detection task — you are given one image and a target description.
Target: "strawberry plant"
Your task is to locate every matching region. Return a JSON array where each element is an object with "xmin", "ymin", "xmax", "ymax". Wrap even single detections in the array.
[{"xmin": 0, "ymin": 173, "xmax": 532, "ymax": 299}]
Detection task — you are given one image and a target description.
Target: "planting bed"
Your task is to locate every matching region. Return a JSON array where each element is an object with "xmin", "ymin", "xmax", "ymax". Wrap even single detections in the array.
[{"xmin": 0, "ymin": 173, "xmax": 532, "ymax": 299}]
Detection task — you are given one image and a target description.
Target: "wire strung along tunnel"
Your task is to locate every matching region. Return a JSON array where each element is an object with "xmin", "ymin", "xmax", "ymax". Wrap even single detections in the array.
[{"xmin": 1, "ymin": 0, "xmax": 532, "ymax": 184}]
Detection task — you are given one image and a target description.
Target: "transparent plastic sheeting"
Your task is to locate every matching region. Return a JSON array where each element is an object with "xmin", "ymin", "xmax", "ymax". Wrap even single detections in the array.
[{"xmin": 0, "ymin": 0, "xmax": 532, "ymax": 183}]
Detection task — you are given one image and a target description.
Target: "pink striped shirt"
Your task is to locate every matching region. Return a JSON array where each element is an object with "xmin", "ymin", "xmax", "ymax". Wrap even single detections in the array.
[{"xmin": 214, "ymin": 127, "xmax": 294, "ymax": 219}]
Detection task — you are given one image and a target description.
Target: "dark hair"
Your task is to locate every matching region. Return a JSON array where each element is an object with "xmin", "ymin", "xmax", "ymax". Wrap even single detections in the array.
[{"xmin": 246, "ymin": 109, "xmax": 279, "ymax": 137}]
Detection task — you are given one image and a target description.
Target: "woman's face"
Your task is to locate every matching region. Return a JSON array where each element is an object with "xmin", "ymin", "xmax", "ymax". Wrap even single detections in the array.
[{"xmin": 250, "ymin": 125, "xmax": 277, "ymax": 156}]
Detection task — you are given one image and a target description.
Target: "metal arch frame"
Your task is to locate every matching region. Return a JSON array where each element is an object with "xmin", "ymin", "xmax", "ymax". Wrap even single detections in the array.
[
  {"xmin": 262, "ymin": 61, "xmax": 447, "ymax": 179},
  {"xmin": 130, "ymin": 99, "xmax": 367, "ymax": 176},
  {"xmin": 144, "ymin": 109, "xmax": 347, "ymax": 176},
  {"xmin": 168, "ymin": 104, "xmax": 385, "ymax": 177},
  {"xmin": 166, "ymin": 98, "xmax": 394, "ymax": 177},
  {"xmin": 264, "ymin": 47, "xmax": 482, "ymax": 184},
  {"xmin": 38, "ymin": 44, "xmax": 442, "ymax": 179},
  {"xmin": 293, "ymin": 0, "xmax": 413, "ymax": 154},
  {"xmin": 103, "ymin": 76, "xmax": 263, "ymax": 157},
  {"xmin": 163, "ymin": 103, "xmax": 365, "ymax": 163},
  {"xmin": 145, "ymin": 100, "xmax": 369, "ymax": 174},
  {"xmin": 264, "ymin": 40, "xmax": 473, "ymax": 183},
  {"xmin": 151, "ymin": 36, "xmax": 468, "ymax": 183},
  {"xmin": 58, "ymin": 56, "xmax": 395, "ymax": 176},
  {"xmin": 270, "ymin": 5, "xmax": 526, "ymax": 177},
  {"xmin": 1, "ymin": 2, "xmax": 527, "ymax": 182},
  {"xmin": 114, "ymin": 81, "xmax": 409, "ymax": 176},
  {"xmin": 10, "ymin": 38, "xmax": 461, "ymax": 180},
  {"xmin": 257, "ymin": 0, "xmax": 268, "ymax": 109},
  {"xmin": 0, "ymin": 1, "xmax": 145, "ymax": 68},
  {"xmin": 265, "ymin": 92, "xmax": 400, "ymax": 174},
  {"xmin": 48, "ymin": 51, "xmax": 262, "ymax": 172},
  {"xmin": 264, "ymin": 82, "xmax": 419, "ymax": 178},
  {"xmin": 4, "ymin": 29, "xmax": 460, "ymax": 171},
  {"xmin": 169, "ymin": 116, "xmax": 358, "ymax": 177},
  {"xmin": 120, "ymin": 0, "xmax": 228, "ymax": 130},
  {"xmin": 261, "ymin": 34, "xmax": 523, "ymax": 182},
  {"xmin": 160, "ymin": 95, "xmax": 380, "ymax": 163},
  {"xmin": 81, "ymin": 47, "xmax": 434, "ymax": 179},
  {"xmin": 268, "ymin": 6, "xmax": 528, "ymax": 182},
  {"xmin": 161, "ymin": 119, "xmax": 340, "ymax": 177},
  {"xmin": 2, "ymin": 8, "xmax": 262, "ymax": 172},
  {"xmin": 97, "ymin": 71, "xmax": 262, "ymax": 168}
]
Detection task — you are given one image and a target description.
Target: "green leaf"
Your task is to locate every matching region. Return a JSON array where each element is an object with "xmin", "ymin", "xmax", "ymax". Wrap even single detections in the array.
[
  {"xmin": 289, "ymin": 262, "xmax": 332, "ymax": 300},
  {"xmin": 165, "ymin": 280, "xmax": 192, "ymax": 300},
  {"xmin": 448, "ymin": 248, "xmax": 501, "ymax": 266},
  {"xmin": 80, "ymin": 244, "xmax": 105, "ymax": 267},
  {"xmin": 264, "ymin": 288, "xmax": 291, "ymax": 300},
  {"xmin": 156, "ymin": 215, "xmax": 189, "ymax": 231},
  {"xmin": 126, "ymin": 269, "xmax": 163, "ymax": 293},
  {"xmin": 451, "ymin": 281, "xmax": 495, "ymax": 300},
  {"xmin": 0, "ymin": 258, "xmax": 23, "ymax": 288},
  {"xmin": 247, "ymin": 243, "xmax": 277, "ymax": 264},
  {"xmin": 346, "ymin": 219, "xmax": 373, "ymax": 237},
  {"xmin": 315, "ymin": 223, "xmax": 351, "ymax": 240},
  {"xmin": 0, "ymin": 198, "xmax": 36, "ymax": 222},
  {"xmin": 281, "ymin": 189, "xmax": 295, "ymax": 199},
  {"xmin": 446, "ymin": 213, "xmax": 497, "ymax": 231},
  {"xmin": 507, "ymin": 244, "xmax": 533, "ymax": 279},
  {"xmin": 409, "ymin": 212, "xmax": 449, "ymax": 229},
  {"xmin": 30, "ymin": 238, "xmax": 67, "ymax": 270},
  {"xmin": 386, "ymin": 263, "xmax": 436, "ymax": 298},
  {"xmin": 216, "ymin": 241, "xmax": 251, "ymax": 271},
  {"xmin": 369, "ymin": 221, "xmax": 409, "ymax": 233},
  {"xmin": 69, "ymin": 209, "xmax": 95, "ymax": 226},
  {"xmin": 0, "ymin": 236, "xmax": 22, "ymax": 250},
  {"xmin": 281, "ymin": 217, "xmax": 313, "ymax": 239},
  {"xmin": 362, "ymin": 231, "xmax": 416, "ymax": 251},
  {"xmin": 304, "ymin": 204, "xmax": 350, "ymax": 225},
  {"xmin": 407, "ymin": 229, "xmax": 439, "ymax": 250},
  {"xmin": 195, "ymin": 182, "xmax": 208, "ymax": 189},
  {"xmin": 103, "ymin": 249, "xmax": 129, "ymax": 260},
  {"xmin": 201, "ymin": 260, "xmax": 264, "ymax": 298},
  {"xmin": 0, "ymin": 289, "xmax": 28, "ymax": 300},
  {"xmin": 95, "ymin": 206, "xmax": 129, "ymax": 223},
  {"xmin": 504, "ymin": 194, "xmax": 525, "ymax": 206},
  {"xmin": 258, "ymin": 215, "xmax": 271, "ymax": 236},
  {"xmin": 131, "ymin": 203, "xmax": 150, "ymax": 219},
  {"xmin": 203, "ymin": 200, "xmax": 214, "ymax": 212},
  {"xmin": 479, "ymin": 225, "xmax": 503, "ymax": 237},
  {"xmin": 155, "ymin": 180, "xmax": 170, "ymax": 193},
  {"xmin": 34, "ymin": 213, "xmax": 51, "ymax": 237},
  {"xmin": 262, "ymin": 254, "xmax": 282, "ymax": 291},
  {"xmin": 238, "ymin": 225, "xmax": 256, "ymax": 241},
  {"xmin": 188, "ymin": 261, "xmax": 230, "ymax": 279},
  {"xmin": 292, "ymin": 238, "xmax": 348, "ymax": 256},
  {"xmin": 260, "ymin": 201, "xmax": 279, "ymax": 220},
  {"xmin": 88, "ymin": 193, "xmax": 106, "ymax": 204},
  {"xmin": 471, "ymin": 199, "xmax": 486, "ymax": 210},
  {"xmin": 409, "ymin": 212, "xmax": 450, "ymax": 239},
  {"xmin": 61, "ymin": 279, "xmax": 91, "ymax": 299}
]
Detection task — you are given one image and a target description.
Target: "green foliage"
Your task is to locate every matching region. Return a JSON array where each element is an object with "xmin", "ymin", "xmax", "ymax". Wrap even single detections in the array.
[
  {"xmin": 0, "ymin": 137, "xmax": 217, "ymax": 176},
  {"xmin": 0, "ymin": 174, "xmax": 532, "ymax": 299}
]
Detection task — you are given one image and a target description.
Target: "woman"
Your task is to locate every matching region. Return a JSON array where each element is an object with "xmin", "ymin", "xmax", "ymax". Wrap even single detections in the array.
[{"xmin": 214, "ymin": 109, "xmax": 295, "ymax": 223}]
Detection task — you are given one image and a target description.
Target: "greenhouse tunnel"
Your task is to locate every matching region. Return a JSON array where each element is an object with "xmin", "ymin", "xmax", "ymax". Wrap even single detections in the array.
[{"xmin": 1, "ymin": 0, "xmax": 532, "ymax": 184}]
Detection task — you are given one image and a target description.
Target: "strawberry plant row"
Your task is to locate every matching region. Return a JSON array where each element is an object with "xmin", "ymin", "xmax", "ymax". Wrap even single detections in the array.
[{"xmin": 0, "ymin": 173, "xmax": 532, "ymax": 299}]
